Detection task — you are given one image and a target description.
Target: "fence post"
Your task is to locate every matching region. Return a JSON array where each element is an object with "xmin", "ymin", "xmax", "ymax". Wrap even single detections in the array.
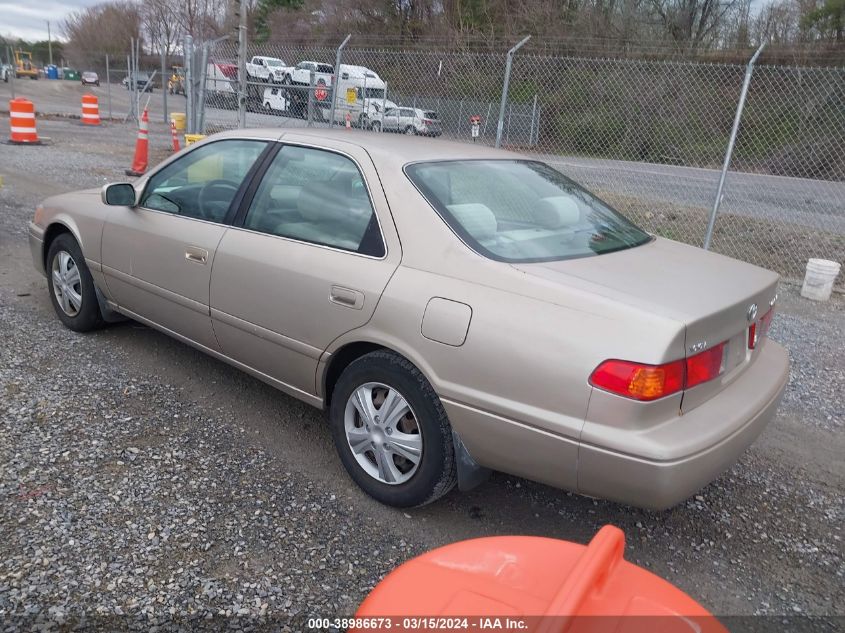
[
  {"xmin": 530, "ymin": 94, "xmax": 538, "ymax": 147},
  {"xmin": 328, "ymin": 34, "xmax": 351, "ymax": 128},
  {"xmin": 105, "ymin": 54, "xmax": 111, "ymax": 120},
  {"xmin": 703, "ymin": 43, "xmax": 765, "ymax": 251},
  {"xmin": 496, "ymin": 35, "xmax": 530, "ymax": 148},
  {"xmin": 307, "ymin": 69, "xmax": 315, "ymax": 127},
  {"xmin": 8, "ymin": 46, "xmax": 15, "ymax": 99},
  {"xmin": 161, "ymin": 49, "xmax": 168, "ymax": 125},
  {"xmin": 237, "ymin": 0, "xmax": 248, "ymax": 129},
  {"xmin": 185, "ymin": 35, "xmax": 194, "ymax": 134},
  {"xmin": 196, "ymin": 44, "xmax": 210, "ymax": 134}
]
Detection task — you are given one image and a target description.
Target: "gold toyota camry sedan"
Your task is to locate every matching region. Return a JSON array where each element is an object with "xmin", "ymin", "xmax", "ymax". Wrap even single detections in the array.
[{"xmin": 28, "ymin": 129, "xmax": 789, "ymax": 509}]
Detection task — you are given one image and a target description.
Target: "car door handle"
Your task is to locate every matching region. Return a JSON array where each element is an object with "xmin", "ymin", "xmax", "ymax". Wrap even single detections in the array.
[
  {"xmin": 185, "ymin": 246, "xmax": 209, "ymax": 265},
  {"xmin": 329, "ymin": 285, "xmax": 364, "ymax": 310}
]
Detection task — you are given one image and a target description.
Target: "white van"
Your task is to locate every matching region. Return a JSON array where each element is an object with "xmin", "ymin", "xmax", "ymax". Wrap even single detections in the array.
[
  {"xmin": 330, "ymin": 65, "xmax": 397, "ymax": 127},
  {"xmin": 262, "ymin": 86, "xmax": 289, "ymax": 113}
]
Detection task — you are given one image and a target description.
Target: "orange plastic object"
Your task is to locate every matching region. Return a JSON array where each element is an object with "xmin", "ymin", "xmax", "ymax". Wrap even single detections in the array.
[
  {"xmin": 81, "ymin": 94, "xmax": 100, "ymax": 126},
  {"xmin": 354, "ymin": 525, "xmax": 728, "ymax": 633},
  {"xmin": 9, "ymin": 98, "xmax": 39, "ymax": 143}
]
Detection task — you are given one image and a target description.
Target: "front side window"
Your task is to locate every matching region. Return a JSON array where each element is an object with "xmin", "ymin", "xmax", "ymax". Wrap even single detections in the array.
[
  {"xmin": 140, "ymin": 140, "xmax": 267, "ymax": 222},
  {"xmin": 243, "ymin": 145, "xmax": 384, "ymax": 257},
  {"xmin": 406, "ymin": 160, "xmax": 651, "ymax": 263}
]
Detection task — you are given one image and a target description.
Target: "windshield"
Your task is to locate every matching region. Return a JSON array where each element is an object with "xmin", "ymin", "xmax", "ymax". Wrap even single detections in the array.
[
  {"xmin": 405, "ymin": 160, "xmax": 651, "ymax": 263},
  {"xmin": 266, "ymin": 59, "xmax": 283, "ymax": 67},
  {"xmin": 363, "ymin": 87, "xmax": 385, "ymax": 99}
]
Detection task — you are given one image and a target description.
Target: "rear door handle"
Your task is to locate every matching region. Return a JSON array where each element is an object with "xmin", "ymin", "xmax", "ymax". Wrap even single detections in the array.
[
  {"xmin": 329, "ymin": 285, "xmax": 364, "ymax": 310},
  {"xmin": 185, "ymin": 246, "xmax": 208, "ymax": 265}
]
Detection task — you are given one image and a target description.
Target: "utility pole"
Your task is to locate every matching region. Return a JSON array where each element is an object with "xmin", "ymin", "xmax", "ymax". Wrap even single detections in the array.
[{"xmin": 47, "ymin": 21, "xmax": 53, "ymax": 66}]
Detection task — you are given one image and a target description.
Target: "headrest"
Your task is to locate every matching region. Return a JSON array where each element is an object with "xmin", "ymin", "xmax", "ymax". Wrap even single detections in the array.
[
  {"xmin": 447, "ymin": 203, "xmax": 498, "ymax": 241},
  {"xmin": 534, "ymin": 196, "xmax": 580, "ymax": 229},
  {"xmin": 297, "ymin": 180, "xmax": 347, "ymax": 223}
]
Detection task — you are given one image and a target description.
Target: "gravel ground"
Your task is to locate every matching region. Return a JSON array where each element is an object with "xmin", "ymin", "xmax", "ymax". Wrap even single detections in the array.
[{"xmin": 0, "ymin": 117, "xmax": 843, "ymax": 630}]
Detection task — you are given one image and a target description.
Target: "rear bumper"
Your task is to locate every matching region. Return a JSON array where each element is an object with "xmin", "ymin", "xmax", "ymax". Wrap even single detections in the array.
[{"xmin": 577, "ymin": 340, "xmax": 789, "ymax": 509}]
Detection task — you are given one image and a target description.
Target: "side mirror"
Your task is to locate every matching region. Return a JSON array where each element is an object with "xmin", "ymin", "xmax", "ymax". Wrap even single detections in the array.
[{"xmin": 101, "ymin": 182, "xmax": 137, "ymax": 207}]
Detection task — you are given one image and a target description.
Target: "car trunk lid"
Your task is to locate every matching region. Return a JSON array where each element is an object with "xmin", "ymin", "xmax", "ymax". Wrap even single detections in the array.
[{"xmin": 512, "ymin": 237, "xmax": 779, "ymax": 410}]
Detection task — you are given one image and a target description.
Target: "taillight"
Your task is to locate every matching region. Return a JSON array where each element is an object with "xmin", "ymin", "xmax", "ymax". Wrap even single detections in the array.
[
  {"xmin": 747, "ymin": 322, "xmax": 758, "ymax": 350},
  {"xmin": 686, "ymin": 342, "xmax": 727, "ymax": 389},
  {"xmin": 590, "ymin": 342, "xmax": 727, "ymax": 401},
  {"xmin": 589, "ymin": 359, "xmax": 685, "ymax": 401},
  {"xmin": 423, "ymin": 119, "xmax": 432, "ymax": 124},
  {"xmin": 748, "ymin": 306, "xmax": 774, "ymax": 350}
]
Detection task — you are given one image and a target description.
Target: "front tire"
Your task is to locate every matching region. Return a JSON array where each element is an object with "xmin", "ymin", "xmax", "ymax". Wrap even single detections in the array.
[
  {"xmin": 46, "ymin": 234, "xmax": 103, "ymax": 332},
  {"xmin": 330, "ymin": 351, "xmax": 457, "ymax": 507},
  {"xmin": 371, "ymin": 121, "xmax": 381, "ymax": 133}
]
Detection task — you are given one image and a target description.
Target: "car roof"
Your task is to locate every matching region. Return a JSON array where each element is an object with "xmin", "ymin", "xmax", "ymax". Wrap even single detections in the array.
[{"xmin": 213, "ymin": 128, "xmax": 523, "ymax": 166}]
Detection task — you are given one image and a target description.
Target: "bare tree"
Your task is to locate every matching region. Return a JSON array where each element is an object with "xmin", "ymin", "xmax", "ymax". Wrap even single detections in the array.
[
  {"xmin": 63, "ymin": 1, "xmax": 142, "ymax": 66},
  {"xmin": 647, "ymin": 0, "xmax": 739, "ymax": 50},
  {"xmin": 143, "ymin": 0, "xmax": 182, "ymax": 57}
]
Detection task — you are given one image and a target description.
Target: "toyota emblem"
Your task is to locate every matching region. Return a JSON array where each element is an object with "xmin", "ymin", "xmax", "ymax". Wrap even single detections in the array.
[{"xmin": 747, "ymin": 303, "xmax": 758, "ymax": 322}]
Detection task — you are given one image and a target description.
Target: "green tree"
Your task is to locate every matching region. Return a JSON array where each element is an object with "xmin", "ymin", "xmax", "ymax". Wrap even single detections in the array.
[
  {"xmin": 254, "ymin": 0, "xmax": 305, "ymax": 41},
  {"xmin": 802, "ymin": 0, "xmax": 844, "ymax": 41}
]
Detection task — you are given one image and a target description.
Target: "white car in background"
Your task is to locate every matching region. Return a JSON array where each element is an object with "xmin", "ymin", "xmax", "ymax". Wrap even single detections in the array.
[
  {"xmin": 262, "ymin": 86, "xmax": 289, "ymax": 113},
  {"xmin": 373, "ymin": 107, "xmax": 442, "ymax": 136}
]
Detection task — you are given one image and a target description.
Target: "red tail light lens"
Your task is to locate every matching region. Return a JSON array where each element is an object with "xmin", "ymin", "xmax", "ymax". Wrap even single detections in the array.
[
  {"xmin": 589, "ymin": 359, "xmax": 685, "ymax": 401},
  {"xmin": 748, "ymin": 307, "xmax": 775, "ymax": 350},
  {"xmin": 686, "ymin": 342, "xmax": 727, "ymax": 389},
  {"xmin": 590, "ymin": 342, "xmax": 727, "ymax": 401}
]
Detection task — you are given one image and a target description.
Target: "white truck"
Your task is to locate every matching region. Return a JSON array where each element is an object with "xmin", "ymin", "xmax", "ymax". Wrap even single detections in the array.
[
  {"xmin": 204, "ymin": 60, "xmax": 239, "ymax": 109},
  {"xmin": 331, "ymin": 65, "xmax": 397, "ymax": 127},
  {"xmin": 281, "ymin": 60, "xmax": 334, "ymax": 87},
  {"xmin": 246, "ymin": 56, "xmax": 287, "ymax": 83}
]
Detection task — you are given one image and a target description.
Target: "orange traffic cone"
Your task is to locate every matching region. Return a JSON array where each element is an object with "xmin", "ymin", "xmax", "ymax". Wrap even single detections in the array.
[
  {"xmin": 125, "ymin": 108, "xmax": 149, "ymax": 176},
  {"xmin": 170, "ymin": 119, "xmax": 180, "ymax": 152}
]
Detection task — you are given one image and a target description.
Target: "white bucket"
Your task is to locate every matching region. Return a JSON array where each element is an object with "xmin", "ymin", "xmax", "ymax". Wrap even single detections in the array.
[{"xmin": 800, "ymin": 258, "xmax": 841, "ymax": 302}]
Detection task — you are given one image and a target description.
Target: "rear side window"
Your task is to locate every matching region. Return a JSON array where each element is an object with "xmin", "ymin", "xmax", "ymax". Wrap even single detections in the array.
[
  {"xmin": 406, "ymin": 160, "xmax": 651, "ymax": 263},
  {"xmin": 243, "ymin": 145, "xmax": 385, "ymax": 257}
]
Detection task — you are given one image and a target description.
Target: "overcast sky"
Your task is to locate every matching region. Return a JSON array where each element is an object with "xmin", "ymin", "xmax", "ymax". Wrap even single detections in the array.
[{"xmin": 0, "ymin": 0, "xmax": 102, "ymax": 42}]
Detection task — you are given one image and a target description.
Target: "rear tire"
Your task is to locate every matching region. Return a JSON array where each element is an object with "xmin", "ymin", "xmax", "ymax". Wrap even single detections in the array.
[
  {"xmin": 371, "ymin": 121, "xmax": 381, "ymax": 133},
  {"xmin": 46, "ymin": 233, "xmax": 104, "ymax": 333},
  {"xmin": 404, "ymin": 126, "xmax": 415, "ymax": 136},
  {"xmin": 330, "ymin": 351, "xmax": 457, "ymax": 507}
]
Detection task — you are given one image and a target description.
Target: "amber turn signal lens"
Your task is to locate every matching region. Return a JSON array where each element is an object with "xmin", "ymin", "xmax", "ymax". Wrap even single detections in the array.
[{"xmin": 590, "ymin": 359, "xmax": 685, "ymax": 401}]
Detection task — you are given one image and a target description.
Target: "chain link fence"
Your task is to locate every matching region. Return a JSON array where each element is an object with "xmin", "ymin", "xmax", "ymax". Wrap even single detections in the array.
[{"xmin": 192, "ymin": 37, "xmax": 844, "ymax": 285}]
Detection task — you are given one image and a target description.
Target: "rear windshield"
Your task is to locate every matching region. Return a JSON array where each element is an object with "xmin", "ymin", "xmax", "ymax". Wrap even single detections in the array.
[
  {"xmin": 423, "ymin": 111, "xmax": 439, "ymax": 120},
  {"xmin": 405, "ymin": 160, "xmax": 651, "ymax": 263},
  {"xmin": 317, "ymin": 64, "xmax": 334, "ymax": 73}
]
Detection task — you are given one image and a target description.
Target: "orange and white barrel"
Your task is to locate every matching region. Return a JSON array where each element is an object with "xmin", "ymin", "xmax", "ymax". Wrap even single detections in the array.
[
  {"xmin": 9, "ymin": 98, "xmax": 39, "ymax": 143},
  {"xmin": 81, "ymin": 94, "xmax": 100, "ymax": 126}
]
